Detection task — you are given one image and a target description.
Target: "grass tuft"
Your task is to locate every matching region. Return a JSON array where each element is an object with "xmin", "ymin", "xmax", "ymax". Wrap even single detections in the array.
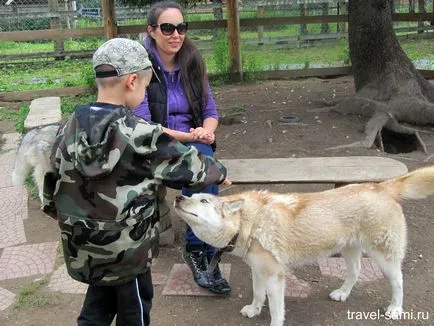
[{"xmin": 14, "ymin": 278, "xmax": 57, "ymax": 310}]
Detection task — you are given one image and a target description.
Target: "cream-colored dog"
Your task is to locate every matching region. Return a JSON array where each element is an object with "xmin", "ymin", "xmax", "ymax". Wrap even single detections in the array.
[{"xmin": 173, "ymin": 166, "xmax": 434, "ymax": 326}]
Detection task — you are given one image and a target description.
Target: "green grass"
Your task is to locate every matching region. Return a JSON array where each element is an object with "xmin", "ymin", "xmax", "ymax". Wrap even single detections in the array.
[
  {"xmin": 0, "ymin": 41, "xmax": 52, "ymax": 55},
  {"xmin": 25, "ymin": 173, "xmax": 38, "ymax": 199},
  {"xmin": 0, "ymin": 60, "xmax": 94, "ymax": 92},
  {"xmin": 13, "ymin": 278, "xmax": 57, "ymax": 310},
  {"xmin": 0, "ymin": 36, "xmax": 432, "ymax": 92},
  {"xmin": 61, "ymin": 93, "xmax": 97, "ymax": 117},
  {"xmin": 0, "ymin": 107, "xmax": 19, "ymax": 120},
  {"xmin": 0, "ymin": 104, "xmax": 31, "ymax": 133},
  {"xmin": 401, "ymin": 39, "xmax": 434, "ymax": 61},
  {"xmin": 0, "ymin": 38, "xmax": 106, "ymax": 56}
]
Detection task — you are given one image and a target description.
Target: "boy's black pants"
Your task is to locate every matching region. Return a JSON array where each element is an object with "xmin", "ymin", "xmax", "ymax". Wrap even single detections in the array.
[{"xmin": 77, "ymin": 269, "xmax": 153, "ymax": 326}]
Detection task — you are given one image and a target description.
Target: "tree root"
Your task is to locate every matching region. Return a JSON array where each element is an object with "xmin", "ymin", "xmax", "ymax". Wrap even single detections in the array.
[{"xmin": 325, "ymin": 102, "xmax": 428, "ymax": 153}]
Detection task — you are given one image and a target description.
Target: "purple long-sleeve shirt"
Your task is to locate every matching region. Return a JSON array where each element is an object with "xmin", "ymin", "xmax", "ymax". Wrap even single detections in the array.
[{"xmin": 134, "ymin": 38, "xmax": 218, "ymax": 133}]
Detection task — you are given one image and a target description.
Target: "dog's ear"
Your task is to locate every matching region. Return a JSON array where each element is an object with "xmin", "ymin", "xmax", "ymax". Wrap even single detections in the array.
[{"xmin": 222, "ymin": 199, "xmax": 244, "ymax": 218}]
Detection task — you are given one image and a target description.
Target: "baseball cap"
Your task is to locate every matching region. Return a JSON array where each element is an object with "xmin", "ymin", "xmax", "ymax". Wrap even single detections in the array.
[{"xmin": 92, "ymin": 38, "xmax": 152, "ymax": 78}]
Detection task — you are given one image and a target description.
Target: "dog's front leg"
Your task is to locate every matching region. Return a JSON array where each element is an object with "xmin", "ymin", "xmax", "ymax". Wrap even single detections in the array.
[
  {"xmin": 266, "ymin": 272, "xmax": 286, "ymax": 326},
  {"xmin": 240, "ymin": 267, "xmax": 266, "ymax": 318}
]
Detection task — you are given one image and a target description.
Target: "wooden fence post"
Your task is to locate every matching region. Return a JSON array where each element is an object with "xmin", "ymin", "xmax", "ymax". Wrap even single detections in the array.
[
  {"xmin": 337, "ymin": 0, "xmax": 347, "ymax": 33},
  {"xmin": 227, "ymin": 0, "xmax": 243, "ymax": 82},
  {"xmin": 48, "ymin": 0, "xmax": 64, "ymax": 59},
  {"xmin": 432, "ymin": 0, "xmax": 434, "ymax": 27},
  {"xmin": 257, "ymin": 3, "xmax": 264, "ymax": 41},
  {"xmin": 418, "ymin": 0, "xmax": 425, "ymax": 34},
  {"xmin": 101, "ymin": 0, "xmax": 117, "ymax": 39},
  {"xmin": 299, "ymin": 2, "xmax": 308, "ymax": 35},
  {"xmin": 321, "ymin": 1, "xmax": 329, "ymax": 33},
  {"xmin": 212, "ymin": 0, "xmax": 224, "ymax": 20},
  {"xmin": 409, "ymin": 0, "xmax": 415, "ymax": 13}
]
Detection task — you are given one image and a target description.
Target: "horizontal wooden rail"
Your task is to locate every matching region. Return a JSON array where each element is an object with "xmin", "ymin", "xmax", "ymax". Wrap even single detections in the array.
[
  {"xmin": 0, "ymin": 27, "xmax": 104, "ymax": 42},
  {"xmin": 0, "ymin": 86, "xmax": 91, "ymax": 102},
  {"xmin": 2, "ymin": 68, "xmax": 433, "ymax": 103},
  {"xmin": 1, "ymin": 13, "xmax": 433, "ymax": 42},
  {"xmin": 0, "ymin": 50, "xmax": 94, "ymax": 60}
]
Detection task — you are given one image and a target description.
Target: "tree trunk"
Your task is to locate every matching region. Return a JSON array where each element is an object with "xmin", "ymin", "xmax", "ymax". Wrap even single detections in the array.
[{"xmin": 323, "ymin": 0, "xmax": 434, "ymax": 154}]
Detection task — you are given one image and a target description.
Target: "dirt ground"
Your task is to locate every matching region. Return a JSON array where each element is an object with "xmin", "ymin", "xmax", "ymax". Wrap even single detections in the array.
[{"xmin": 1, "ymin": 76, "xmax": 433, "ymax": 325}]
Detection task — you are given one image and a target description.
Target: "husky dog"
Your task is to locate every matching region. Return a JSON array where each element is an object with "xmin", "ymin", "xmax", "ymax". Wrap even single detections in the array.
[
  {"xmin": 173, "ymin": 166, "xmax": 434, "ymax": 326},
  {"xmin": 12, "ymin": 124, "xmax": 59, "ymax": 204}
]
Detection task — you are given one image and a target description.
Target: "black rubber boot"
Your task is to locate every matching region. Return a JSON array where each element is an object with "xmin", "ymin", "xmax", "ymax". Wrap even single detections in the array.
[
  {"xmin": 207, "ymin": 255, "xmax": 231, "ymax": 295},
  {"xmin": 182, "ymin": 245, "xmax": 213, "ymax": 288}
]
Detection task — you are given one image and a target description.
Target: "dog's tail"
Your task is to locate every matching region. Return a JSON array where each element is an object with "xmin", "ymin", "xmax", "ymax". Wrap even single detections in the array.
[
  {"xmin": 380, "ymin": 166, "xmax": 434, "ymax": 200},
  {"xmin": 12, "ymin": 143, "xmax": 32, "ymax": 186}
]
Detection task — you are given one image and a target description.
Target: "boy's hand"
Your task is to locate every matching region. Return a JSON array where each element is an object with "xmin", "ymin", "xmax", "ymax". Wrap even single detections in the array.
[{"xmin": 222, "ymin": 178, "xmax": 232, "ymax": 186}]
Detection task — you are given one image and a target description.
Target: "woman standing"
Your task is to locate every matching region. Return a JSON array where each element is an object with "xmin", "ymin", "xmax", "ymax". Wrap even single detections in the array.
[{"xmin": 135, "ymin": 1, "xmax": 230, "ymax": 295}]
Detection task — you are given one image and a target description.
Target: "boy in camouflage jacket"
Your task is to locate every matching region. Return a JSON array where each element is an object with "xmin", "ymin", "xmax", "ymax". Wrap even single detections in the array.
[{"xmin": 43, "ymin": 38, "xmax": 230, "ymax": 325}]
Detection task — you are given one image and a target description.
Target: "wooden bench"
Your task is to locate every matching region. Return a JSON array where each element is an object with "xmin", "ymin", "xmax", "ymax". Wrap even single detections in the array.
[{"xmin": 219, "ymin": 156, "xmax": 408, "ymax": 188}]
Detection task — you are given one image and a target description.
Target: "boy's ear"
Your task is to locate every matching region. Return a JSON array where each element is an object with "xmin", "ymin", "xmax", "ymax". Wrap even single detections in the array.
[{"xmin": 125, "ymin": 73, "xmax": 138, "ymax": 90}]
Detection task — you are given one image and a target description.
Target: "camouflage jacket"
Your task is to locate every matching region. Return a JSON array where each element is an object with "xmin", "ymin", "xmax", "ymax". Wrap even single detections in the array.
[{"xmin": 44, "ymin": 102, "xmax": 227, "ymax": 286}]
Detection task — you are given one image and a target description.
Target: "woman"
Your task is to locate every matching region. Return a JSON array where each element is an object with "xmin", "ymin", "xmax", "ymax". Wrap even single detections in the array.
[{"xmin": 135, "ymin": 1, "xmax": 230, "ymax": 295}]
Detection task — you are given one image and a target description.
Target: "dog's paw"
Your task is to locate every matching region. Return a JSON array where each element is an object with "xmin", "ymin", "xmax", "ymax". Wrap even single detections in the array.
[
  {"xmin": 329, "ymin": 289, "xmax": 349, "ymax": 302},
  {"xmin": 385, "ymin": 305, "xmax": 403, "ymax": 320},
  {"xmin": 240, "ymin": 304, "xmax": 261, "ymax": 318}
]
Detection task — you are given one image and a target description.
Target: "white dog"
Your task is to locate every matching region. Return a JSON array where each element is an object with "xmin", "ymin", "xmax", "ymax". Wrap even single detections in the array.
[
  {"xmin": 173, "ymin": 166, "xmax": 434, "ymax": 326},
  {"xmin": 12, "ymin": 124, "xmax": 58, "ymax": 204}
]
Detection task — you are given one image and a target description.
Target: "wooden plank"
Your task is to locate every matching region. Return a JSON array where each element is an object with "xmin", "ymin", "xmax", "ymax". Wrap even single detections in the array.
[
  {"xmin": 250, "ymin": 67, "xmax": 353, "ymax": 79},
  {"xmin": 239, "ymin": 15, "xmax": 348, "ymax": 27},
  {"xmin": 420, "ymin": 70, "xmax": 434, "ymax": 79},
  {"xmin": 219, "ymin": 157, "xmax": 408, "ymax": 184},
  {"xmin": 0, "ymin": 27, "xmax": 104, "ymax": 41},
  {"xmin": 0, "ymin": 50, "xmax": 94, "ymax": 60},
  {"xmin": 392, "ymin": 12, "xmax": 433, "ymax": 21},
  {"xmin": 0, "ymin": 86, "xmax": 91, "ymax": 102}
]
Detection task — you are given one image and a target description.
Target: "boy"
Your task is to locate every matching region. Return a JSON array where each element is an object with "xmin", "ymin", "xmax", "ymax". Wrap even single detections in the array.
[{"xmin": 43, "ymin": 38, "xmax": 230, "ymax": 325}]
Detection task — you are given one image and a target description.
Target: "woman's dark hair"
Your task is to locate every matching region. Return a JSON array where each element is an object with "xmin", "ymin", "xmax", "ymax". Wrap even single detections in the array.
[{"xmin": 147, "ymin": 1, "xmax": 209, "ymax": 109}]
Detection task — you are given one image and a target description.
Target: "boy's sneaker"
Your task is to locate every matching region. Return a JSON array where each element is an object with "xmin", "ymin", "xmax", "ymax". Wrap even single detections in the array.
[{"xmin": 182, "ymin": 247, "xmax": 213, "ymax": 288}]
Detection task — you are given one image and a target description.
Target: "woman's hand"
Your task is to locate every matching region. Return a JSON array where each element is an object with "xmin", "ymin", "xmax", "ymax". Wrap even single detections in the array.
[{"xmin": 189, "ymin": 127, "xmax": 215, "ymax": 144}]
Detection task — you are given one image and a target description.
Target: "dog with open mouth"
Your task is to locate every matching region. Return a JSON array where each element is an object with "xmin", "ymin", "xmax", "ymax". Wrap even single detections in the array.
[{"xmin": 173, "ymin": 165, "xmax": 434, "ymax": 326}]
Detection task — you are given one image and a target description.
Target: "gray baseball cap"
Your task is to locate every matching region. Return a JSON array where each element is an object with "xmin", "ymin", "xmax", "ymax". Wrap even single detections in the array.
[{"xmin": 92, "ymin": 38, "xmax": 152, "ymax": 78}]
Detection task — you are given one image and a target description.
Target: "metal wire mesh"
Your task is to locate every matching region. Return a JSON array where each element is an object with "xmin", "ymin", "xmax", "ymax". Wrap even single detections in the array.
[{"xmin": 0, "ymin": 0, "xmax": 432, "ymax": 68}]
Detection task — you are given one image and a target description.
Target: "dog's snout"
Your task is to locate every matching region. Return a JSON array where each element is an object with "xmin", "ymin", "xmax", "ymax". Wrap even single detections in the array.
[{"xmin": 175, "ymin": 195, "xmax": 184, "ymax": 203}]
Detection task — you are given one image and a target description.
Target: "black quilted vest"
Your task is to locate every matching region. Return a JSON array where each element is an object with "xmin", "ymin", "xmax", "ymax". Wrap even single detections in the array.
[{"xmin": 146, "ymin": 55, "xmax": 203, "ymax": 129}]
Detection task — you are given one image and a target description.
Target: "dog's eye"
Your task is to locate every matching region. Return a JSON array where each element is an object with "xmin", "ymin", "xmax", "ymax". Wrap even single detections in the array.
[{"xmin": 200, "ymin": 199, "xmax": 209, "ymax": 203}]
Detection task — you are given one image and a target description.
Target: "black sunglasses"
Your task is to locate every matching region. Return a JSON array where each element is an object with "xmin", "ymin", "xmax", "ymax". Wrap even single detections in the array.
[{"xmin": 151, "ymin": 22, "xmax": 188, "ymax": 36}]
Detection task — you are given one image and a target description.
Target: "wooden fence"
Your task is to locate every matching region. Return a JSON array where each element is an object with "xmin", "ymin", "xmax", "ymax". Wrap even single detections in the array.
[{"xmin": 0, "ymin": 0, "xmax": 433, "ymax": 81}]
